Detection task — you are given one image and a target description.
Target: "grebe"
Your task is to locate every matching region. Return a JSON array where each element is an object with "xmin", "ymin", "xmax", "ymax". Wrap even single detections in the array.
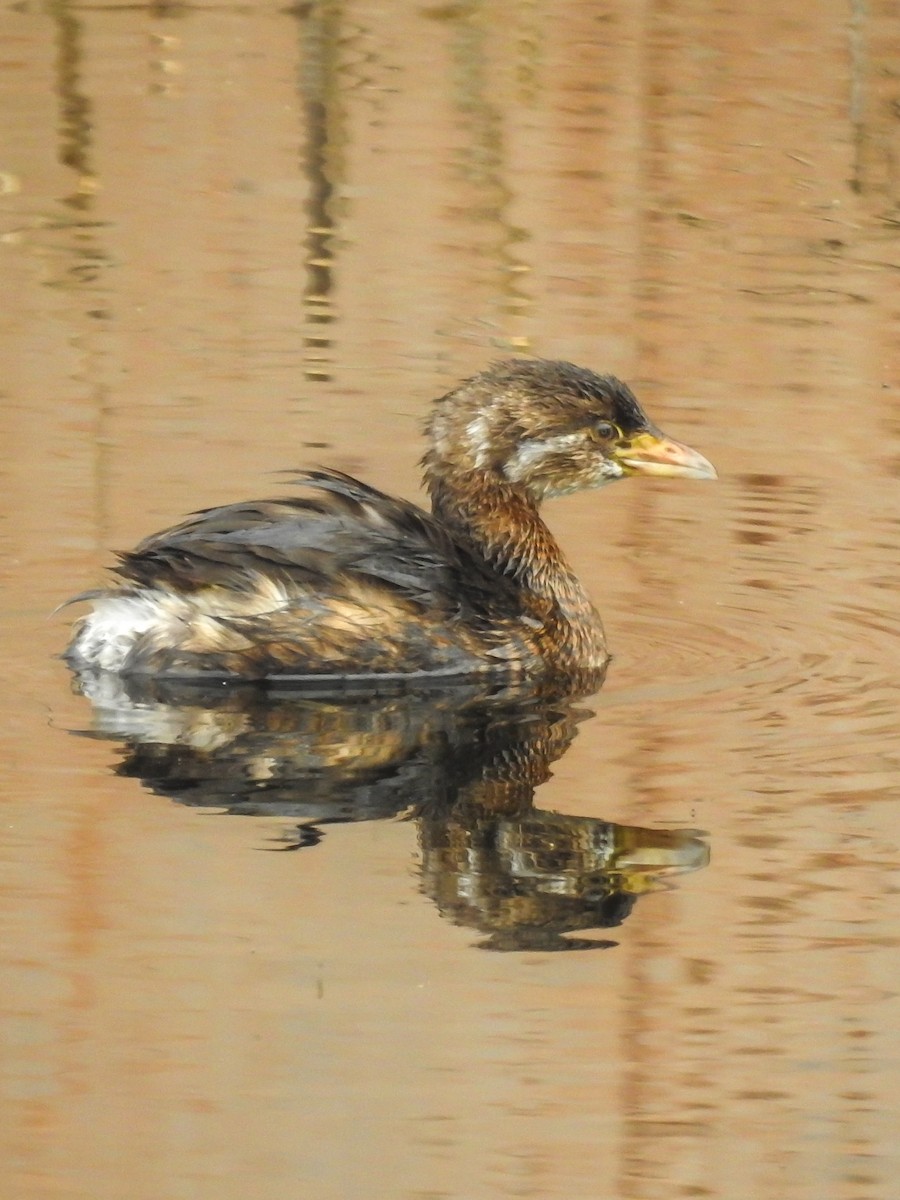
[{"xmin": 64, "ymin": 359, "xmax": 716, "ymax": 680}]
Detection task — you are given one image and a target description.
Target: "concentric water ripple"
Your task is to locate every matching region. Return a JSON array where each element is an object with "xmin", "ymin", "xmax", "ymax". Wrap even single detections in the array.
[{"xmin": 597, "ymin": 590, "xmax": 900, "ymax": 718}]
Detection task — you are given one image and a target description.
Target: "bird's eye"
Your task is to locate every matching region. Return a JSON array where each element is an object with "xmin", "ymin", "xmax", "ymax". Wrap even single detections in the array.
[{"xmin": 595, "ymin": 421, "xmax": 618, "ymax": 441}]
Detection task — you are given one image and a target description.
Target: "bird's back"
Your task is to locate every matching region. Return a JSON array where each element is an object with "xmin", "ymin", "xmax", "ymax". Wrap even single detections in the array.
[{"xmin": 66, "ymin": 470, "xmax": 532, "ymax": 679}]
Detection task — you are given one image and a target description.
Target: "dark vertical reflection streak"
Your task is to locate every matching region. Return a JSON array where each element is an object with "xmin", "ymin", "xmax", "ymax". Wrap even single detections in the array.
[
  {"xmin": 846, "ymin": 0, "xmax": 900, "ymax": 209},
  {"xmin": 443, "ymin": 7, "xmax": 532, "ymax": 344},
  {"xmin": 617, "ymin": 3, "xmax": 694, "ymax": 1194},
  {"xmin": 46, "ymin": 0, "xmax": 94, "ymax": 212},
  {"xmin": 46, "ymin": 0, "xmax": 113, "ymax": 546},
  {"xmin": 294, "ymin": 1, "xmax": 346, "ymax": 383},
  {"xmin": 46, "ymin": 0, "xmax": 111, "ymax": 294},
  {"xmin": 848, "ymin": 0, "xmax": 867, "ymax": 196}
]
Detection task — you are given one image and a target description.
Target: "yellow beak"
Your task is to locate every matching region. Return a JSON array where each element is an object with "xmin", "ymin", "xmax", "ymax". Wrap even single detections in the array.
[{"xmin": 617, "ymin": 430, "xmax": 717, "ymax": 480}]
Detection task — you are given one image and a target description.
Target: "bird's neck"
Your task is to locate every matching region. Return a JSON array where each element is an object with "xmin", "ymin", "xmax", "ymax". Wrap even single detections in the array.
[{"xmin": 426, "ymin": 467, "xmax": 606, "ymax": 664}]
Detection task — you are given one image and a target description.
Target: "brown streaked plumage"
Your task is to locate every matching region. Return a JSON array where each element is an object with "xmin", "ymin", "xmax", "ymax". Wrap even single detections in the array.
[{"xmin": 64, "ymin": 358, "xmax": 716, "ymax": 680}]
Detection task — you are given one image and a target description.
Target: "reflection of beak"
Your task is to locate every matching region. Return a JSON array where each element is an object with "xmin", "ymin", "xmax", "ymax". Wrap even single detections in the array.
[{"xmin": 617, "ymin": 430, "xmax": 717, "ymax": 480}]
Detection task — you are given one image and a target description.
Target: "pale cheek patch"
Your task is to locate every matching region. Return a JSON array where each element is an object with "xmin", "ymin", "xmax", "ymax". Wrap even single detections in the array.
[
  {"xmin": 464, "ymin": 414, "xmax": 493, "ymax": 469},
  {"xmin": 589, "ymin": 458, "xmax": 625, "ymax": 486},
  {"xmin": 503, "ymin": 433, "xmax": 585, "ymax": 485},
  {"xmin": 541, "ymin": 459, "xmax": 624, "ymax": 498}
]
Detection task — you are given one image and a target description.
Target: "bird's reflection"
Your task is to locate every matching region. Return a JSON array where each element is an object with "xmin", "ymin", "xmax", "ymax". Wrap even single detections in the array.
[{"xmin": 70, "ymin": 668, "xmax": 708, "ymax": 951}]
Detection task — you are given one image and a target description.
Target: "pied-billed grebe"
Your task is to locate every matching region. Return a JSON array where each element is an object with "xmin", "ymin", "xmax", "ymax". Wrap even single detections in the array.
[{"xmin": 65, "ymin": 359, "xmax": 715, "ymax": 680}]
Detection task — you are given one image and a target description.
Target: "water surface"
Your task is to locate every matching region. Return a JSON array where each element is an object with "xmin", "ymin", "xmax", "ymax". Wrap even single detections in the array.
[{"xmin": 2, "ymin": 2, "xmax": 899, "ymax": 1198}]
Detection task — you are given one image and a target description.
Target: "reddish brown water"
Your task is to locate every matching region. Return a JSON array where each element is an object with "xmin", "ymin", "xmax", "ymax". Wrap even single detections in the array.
[{"xmin": 2, "ymin": 3, "xmax": 899, "ymax": 1198}]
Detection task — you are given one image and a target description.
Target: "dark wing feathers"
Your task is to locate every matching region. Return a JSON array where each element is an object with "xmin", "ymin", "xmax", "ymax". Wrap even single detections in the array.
[{"xmin": 115, "ymin": 469, "xmax": 511, "ymax": 616}]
